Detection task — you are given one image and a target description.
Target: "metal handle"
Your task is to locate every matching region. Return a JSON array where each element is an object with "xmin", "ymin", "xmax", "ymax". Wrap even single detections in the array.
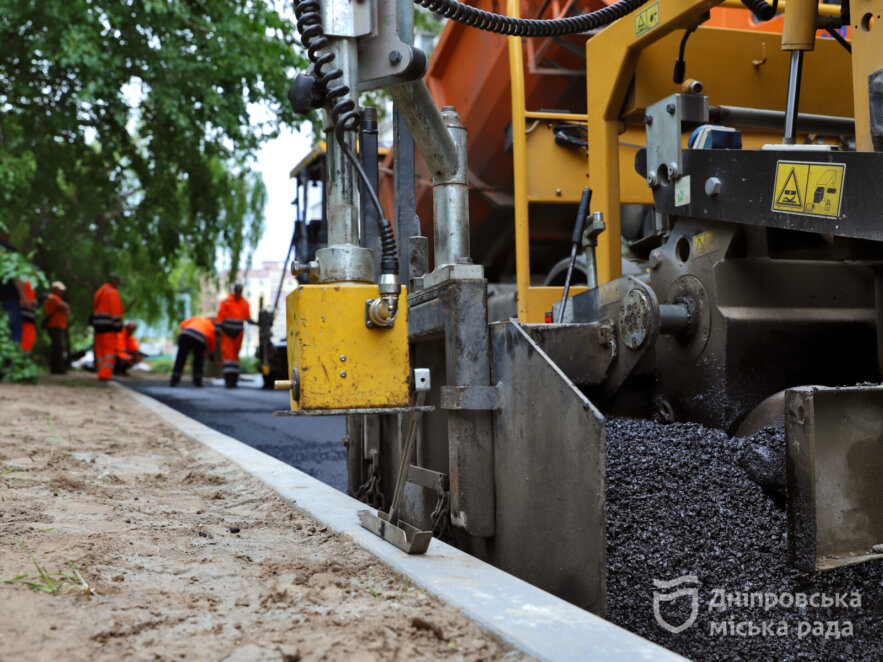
[{"xmin": 388, "ymin": 368, "xmax": 431, "ymax": 523}]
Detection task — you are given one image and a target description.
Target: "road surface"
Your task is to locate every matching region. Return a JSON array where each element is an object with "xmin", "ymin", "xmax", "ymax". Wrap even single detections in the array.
[{"xmin": 127, "ymin": 375, "xmax": 347, "ymax": 492}]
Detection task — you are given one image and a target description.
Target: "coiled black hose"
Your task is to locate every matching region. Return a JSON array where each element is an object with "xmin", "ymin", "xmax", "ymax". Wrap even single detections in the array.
[
  {"xmin": 413, "ymin": 0, "xmax": 651, "ymax": 36},
  {"xmin": 415, "ymin": 0, "xmax": 776, "ymax": 37},
  {"xmin": 293, "ymin": 0, "xmax": 399, "ymax": 275}
]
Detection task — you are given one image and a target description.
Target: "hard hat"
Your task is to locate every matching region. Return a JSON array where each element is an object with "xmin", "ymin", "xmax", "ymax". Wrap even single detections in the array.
[
  {"xmin": 51, "ymin": 281, "xmax": 66, "ymax": 292},
  {"xmin": 125, "ymin": 321, "xmax": 136, "ymax": 330}
]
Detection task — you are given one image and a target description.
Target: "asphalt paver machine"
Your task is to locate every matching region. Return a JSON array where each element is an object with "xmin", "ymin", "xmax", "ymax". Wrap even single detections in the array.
[{"xmin": 277, "ymin": 0, "xmax": 883, "ymax": 615}]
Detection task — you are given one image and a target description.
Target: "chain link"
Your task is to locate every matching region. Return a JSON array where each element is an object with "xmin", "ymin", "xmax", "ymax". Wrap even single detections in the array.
[
  {"xmin": 354, "ymin": 454, "xmax": 384, "ymax": 509},
  {"xmin": 430, "ymin": 491, "xmax": 452, "ymax": 542}
]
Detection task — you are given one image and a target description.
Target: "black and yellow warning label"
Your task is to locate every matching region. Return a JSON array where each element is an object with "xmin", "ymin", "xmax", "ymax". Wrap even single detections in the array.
[
  {"xmin": 692, "ymin": 231, "xmax": 716, "ymax": 257},
  {"xmin": 772, "ymin": 161, "xmax": 846, "ymax": 218},
  {"xmin": 635, "ymin": 2, "xmax": 660, "ymax": 38}
]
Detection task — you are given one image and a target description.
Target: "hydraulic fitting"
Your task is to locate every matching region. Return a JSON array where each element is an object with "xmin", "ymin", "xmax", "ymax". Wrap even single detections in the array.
[{"xmin": 366, "ymin": 273, "xmax": 401, "ymax": 328}]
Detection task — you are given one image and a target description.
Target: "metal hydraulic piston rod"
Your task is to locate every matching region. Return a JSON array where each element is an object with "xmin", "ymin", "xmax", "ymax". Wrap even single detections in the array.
[
  {"xmin": 389, "ymin": 81, "xmax": 480, "ymax": 284},
  {"xmin": 781, "ymin": 0, "xmax": 819, "ymax": 144}
]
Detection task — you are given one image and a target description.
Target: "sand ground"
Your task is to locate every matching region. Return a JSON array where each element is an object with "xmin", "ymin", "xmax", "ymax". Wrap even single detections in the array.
[{"xmin": 0, "ymin": 377, "xmax": 526, "ymax": 662}]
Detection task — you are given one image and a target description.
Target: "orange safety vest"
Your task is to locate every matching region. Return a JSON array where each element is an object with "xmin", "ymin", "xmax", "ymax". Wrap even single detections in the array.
[
  {"xmin": 20, "ymin": 281, "xmax": 36, "ymax": 326},
  {"xmin": 180, "ymin": 316, "xmax": 217, "ymax": 352},
  {"xmin": 44, "ymin": 293, "xmax": 68, "ymax": 329},
  {"xmin": 116, "ymin": 329, "xmax": 140, "ymax": 357},
  {"xmin": 217, "ymin": 294, "xmax": 250, "ymax": 338},
  {"xmin": 92, "ymin": 283, "xmax": 124, "ymax": 334}
]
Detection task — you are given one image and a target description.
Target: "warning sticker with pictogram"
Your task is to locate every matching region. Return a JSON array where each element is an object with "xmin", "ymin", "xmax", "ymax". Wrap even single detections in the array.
[
  {"xmin": 692, "ymin": 231, "xmax": 716, "ymax": 257},
  {"xmin": 635, "ymin": 2, "xmax": 660, "ymax": 38},
  {"xmin": 772, "ymin": 161, "xmax": 846, "ymax": 218}
]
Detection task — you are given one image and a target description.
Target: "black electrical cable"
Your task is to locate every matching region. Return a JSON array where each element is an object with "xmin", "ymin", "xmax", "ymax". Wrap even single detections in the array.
[
  {"xmin": 413, "ymin": 0, "xmax": 651, "ymax": 37},
  {"xmin": 825, "ymin": 27, "xmax": 852, "ymax": 53},
  {"xmin": 673, "ymin": 24, "xmax": 698, "ymax": 84},
  {"xmin": 673, "ymin": 12, "xmax": 709, "ymax": 84},
  {"xmin": 293, "ymin": 0, "xmax": 399, "ymax": 275}
]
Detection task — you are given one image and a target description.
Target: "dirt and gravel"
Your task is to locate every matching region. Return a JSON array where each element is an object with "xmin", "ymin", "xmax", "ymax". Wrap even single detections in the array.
[
  {"xmin": 605, "ymin": 418, "xmax": 883, "ymax": 662},
  {"xmin": 0, "ymin": 378, "xmax": 526, "ymax": 662}
]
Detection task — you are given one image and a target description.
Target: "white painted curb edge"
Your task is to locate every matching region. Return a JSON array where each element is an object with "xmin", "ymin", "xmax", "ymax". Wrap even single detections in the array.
[{"xmin": 118, "ymin": 384, "xmax": 685, "ymax": 662}]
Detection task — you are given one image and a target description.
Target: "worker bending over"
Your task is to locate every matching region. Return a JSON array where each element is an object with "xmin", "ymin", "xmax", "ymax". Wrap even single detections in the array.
[
  {"xmin": 170, "ymin": 316, "xmax": 217, "ymax": 387},
  {"xmin": 44, "ymin": 281, "xmax": 69, "ymax": 374},
  {"xmin": 19, "ymin": 281, "xmax": 36, "ymax": 356},
  {"xmin": 92, "ymin": 275, "xmax": 124, "ymax": 381},
  {"xmin": 115, "ymin": 321, "xmax": 143, "ymax": 375},
  {"xmin": 216, "ymin": 282, "xmax": 255, "ymax": 388}
]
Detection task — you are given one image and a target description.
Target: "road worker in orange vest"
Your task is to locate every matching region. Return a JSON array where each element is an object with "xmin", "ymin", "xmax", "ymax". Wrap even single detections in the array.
[
  {"xmin": 91, "ymin": 274, "xmax": 124, "ymax": 381},
  {"xmin": 115, "ymin": 321, "xmax": 143, "ymax": 375},
  {"xmin": 216, "ymin": 282, "xmax": 255, "ymax": 388},
  {"xmin": 44, "ymin": 281, "xmax": 69, "ymax": 374},
  {"xmin": 19, "ymin": 281, "xmax": 37, "ymax": 356},
  {"xmin": 170, "ymin": 316, "xmax": 217, "ymax": 387}
]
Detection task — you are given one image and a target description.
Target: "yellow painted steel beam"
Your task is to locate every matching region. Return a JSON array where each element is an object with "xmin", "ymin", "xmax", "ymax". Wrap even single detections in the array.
[
  {"xmin": 587, "ymin": 0, "xmax": 723, "ymax": 286},
  {"xmin": 719, "ymin": 0, "xmax": 842, "ymax": 16},
  {"xmin": 850, "ymin": 0, "xmax": 882, "ymax": 151},
  {"xmin": 626, "ymin": 27, "xmax": 852, "ymax": 118},
  {"xmin": 508, "ymin": 0, "xmax": 533, "ymax": 321},
  {"xmin": 508, "ymin": 0, "xmax": 655, "ymax": 321},
  {"xmin": 525, "ymin": 111, "xmax": 590, "ymax": 121}
]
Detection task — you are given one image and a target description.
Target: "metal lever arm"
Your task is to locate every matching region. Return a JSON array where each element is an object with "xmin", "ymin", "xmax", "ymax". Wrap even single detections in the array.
[{"xmin": 557, "ymin": 187, "xmax": 592, "ymax": 323}]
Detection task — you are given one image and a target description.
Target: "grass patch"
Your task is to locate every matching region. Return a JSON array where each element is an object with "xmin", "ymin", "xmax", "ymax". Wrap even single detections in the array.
[
  {"xmin": 239, "ymin": 356, "xmax": 259, "ymax": 374},
  {"xmin": 347, "ymin": 569, "xmax": 380, "ymax": 599},
  {"xmin": 0, "ymin": 465, "xmax": 26, "ymax": 475},
  {"xmin": 1, "ymin": 543, "xmax": 94, "ymax": 598},
  {"xmin": 145, "ymin": 356, "xmax": 174, "ymax": 374}
]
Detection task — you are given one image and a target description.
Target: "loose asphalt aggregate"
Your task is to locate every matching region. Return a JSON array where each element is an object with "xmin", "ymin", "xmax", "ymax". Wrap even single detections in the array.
[{"xmin": 605, "ymin": 417, "xmax": 882, "ymax": 661}]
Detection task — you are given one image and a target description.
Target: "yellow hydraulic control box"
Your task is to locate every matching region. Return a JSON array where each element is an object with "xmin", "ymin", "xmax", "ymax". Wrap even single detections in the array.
[{"xmin": 285, "ymin": 283, "xmax": 410, "ymax": 410}]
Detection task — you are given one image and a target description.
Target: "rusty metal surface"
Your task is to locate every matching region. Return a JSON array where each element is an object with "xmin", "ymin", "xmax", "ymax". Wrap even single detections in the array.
[
  {"xmin": 440, "ymin": 385, "xmax": 501, "ymax": 411},
  {"xmin": 651, "ymin": 220, "xmax": 879, "ymax": 433},
  {"xmin": 489, "ymin": 321, "xmax": 607, "ymax": 615},
  {"xmin": 405, "ymin": 278, "xmax": 496, "ymax": 537},
  {"xmin": 786, "ymin": 385, "xmax": 883, "ymax": 571},
  {"xmin": 569, "ymin": 276, "xmax": 662, "ymax": 403},
  {"xmin": 519, "ymin": 322, "xmax": 614, "ymax": 386}
]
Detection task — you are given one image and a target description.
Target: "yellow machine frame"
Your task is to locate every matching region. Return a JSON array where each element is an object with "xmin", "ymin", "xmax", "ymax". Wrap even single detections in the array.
[{"xmin": 508, "ymin": 0, "xmax": 860, "ymax": 322}]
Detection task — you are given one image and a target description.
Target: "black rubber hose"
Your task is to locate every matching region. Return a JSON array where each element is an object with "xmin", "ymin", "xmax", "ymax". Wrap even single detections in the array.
[
  {"xmin": 414, "ymin": 0, "xmax": 652, "ymax": 37},
  {"xmin": 740, "ymin": 0, "xmax": 776, "ymax": 22},
  {"xmin": 293, "ymin": 0, "xmax": 399, "ymax": 276}
]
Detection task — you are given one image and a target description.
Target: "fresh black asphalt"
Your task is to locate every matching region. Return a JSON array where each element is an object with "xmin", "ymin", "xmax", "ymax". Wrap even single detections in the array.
[{"xmin": 126, "ymin": 376, "xmax": 347, "ymax": 492}]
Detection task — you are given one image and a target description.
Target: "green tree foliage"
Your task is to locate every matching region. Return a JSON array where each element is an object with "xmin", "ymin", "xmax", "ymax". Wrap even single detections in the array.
[
  {"xmin": 0, "ymin": 224, "xmax": 47, "ymax": 382},
  {"xmin": 0, "ymin": 0, "xmax": 307, "ymax": 333}
]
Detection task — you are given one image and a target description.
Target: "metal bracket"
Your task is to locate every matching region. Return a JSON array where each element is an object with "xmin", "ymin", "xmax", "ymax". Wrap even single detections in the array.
[
  {"xmin": 407, "ymin": 465, "xmax": 449, "ymax": 494},
  {"xmin": 356, "ymin": 0, "xmax": 426, "ymax": 92},
  {"xmin": 786, "ymin": 385, "xmax": 883, "ymax": 571},
  {"xmin": 645, "ymin": 93, "xmax": 709, "ymax": 187},
  {"xmin": 440, "ymin": 384, "xmax": 502, "ymax": 411}
]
